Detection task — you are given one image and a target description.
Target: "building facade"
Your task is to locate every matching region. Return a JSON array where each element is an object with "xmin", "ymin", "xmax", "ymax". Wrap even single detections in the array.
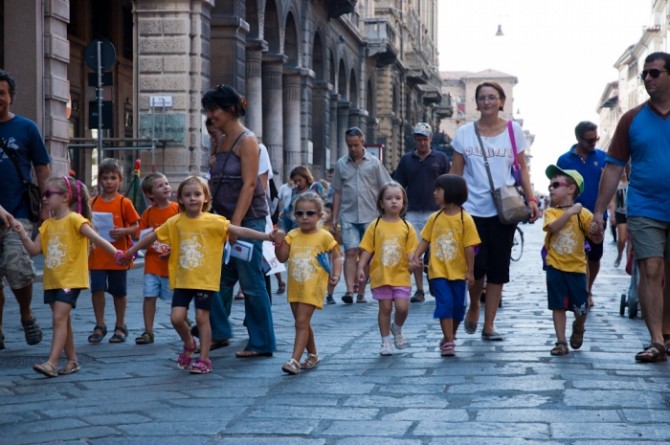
[{"xmin": 1, "ymin": 0, "xmax": 448, "ymax": 188}]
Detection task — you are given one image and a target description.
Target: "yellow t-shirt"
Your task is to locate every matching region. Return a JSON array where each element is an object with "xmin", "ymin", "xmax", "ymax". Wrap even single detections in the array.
[
  {"xmin": 285, "ymin": 228, "xmax": 338, "ymax": 309},
  {"xmin": 420, "ymin": 209, "xmax": 481, "ymax": 280},
  {"xmin": 359, "ymin": 218, "xmax": 418, "ymax": 288},
  {"xmin": 543, "ymin": 207, "xmax": 593, "ymax": 273},
  {"xmin": 155, "ymin": 212, "xmax": 230, "ymax": 291},
  {"xmin": 39, "ymin": 212, "xmax": 91, "ymax": 290}
]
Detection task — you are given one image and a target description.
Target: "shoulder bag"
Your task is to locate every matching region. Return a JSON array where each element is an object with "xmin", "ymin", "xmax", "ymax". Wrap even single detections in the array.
[{"xmin": 1, "ymin": 140, "xmax": 41, "ymax": 222}]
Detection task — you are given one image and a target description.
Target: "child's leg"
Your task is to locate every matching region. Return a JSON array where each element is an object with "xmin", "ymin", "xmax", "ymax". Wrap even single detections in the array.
[
  {"xmin": 552, "ymin": 310, "xmax": 567, "ymax": 344},
  {"xmin": 289, "ymin": 302, "xmax": 316, "ymax": 361},
  {"xmin": 393, "ymin": 297, "xmax": 409, "ymax": 328},
  {"xmin": 142, "ymin": 297, "xmax": 158, "ymax": 333},
  {"xmin": 64, "ymin": 312, "xmax": 77, "ymax": 362},
  {"xmin": 378, "ymin": 300, "xmax": 393, "ymax": 337},
  {"xmin": 195, "ymin": 308, "xmax": 211, "ymax": 360},
  {"xmin": 48, "ymin": 301, "xmax": 73, "ymax": 365},
  {"xmin": 440, "ymin": 318, "xmax": 455, "ymax": 342},
  {"xmin": 91, "ymin": 290, "xmax": 106, "ymax": 328},
  {"xmin": 171, "ymin": 306, "xmax": 193, "ymax": 346},
  {"xmin": 112, "ymin": 295, "xmax": 127, "ymax": 331}
]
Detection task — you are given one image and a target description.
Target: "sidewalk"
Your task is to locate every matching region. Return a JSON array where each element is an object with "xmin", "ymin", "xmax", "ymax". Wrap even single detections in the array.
[{"xmin": 1, "ymin": 222, "xmax": 668, "ymax": 444}]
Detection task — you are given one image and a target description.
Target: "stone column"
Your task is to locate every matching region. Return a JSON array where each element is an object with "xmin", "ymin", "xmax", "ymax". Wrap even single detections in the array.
[
  {"xmin": 312, "ymin": 81, "xmax": 332, "ymax": 173},
  {"xmin": 337, "ymin": 100, "xmax": 351, "ymax": 159},
  {"xmin": 262, "ymin": 56, "xmax": 284, "ymax": 176},
  {"xmin": 244, "ymin": 42, "xmax": 265, "ymax": 141},
  {"xmin": 283, "ymin": 69, "xmax": 302, "ymax": 173}
]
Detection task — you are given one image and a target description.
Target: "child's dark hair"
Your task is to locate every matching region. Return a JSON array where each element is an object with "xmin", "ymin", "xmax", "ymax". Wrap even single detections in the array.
[
  {"xmin": 177, "ymin": 176, "xmax": 211, "ymax": 212},
  {"xmin": 47, "ymin": 176, "xmax": 92, "ymax": 220},
  {"xmin": 98, "ymin": 158, "xmax": 123, "ymax": 179},
  {"xmin": 141, "ymin": 172, "xmax": 168, "ymax": 201},
  {"xmin": 376, "ymin": 181, "xmax": 408, "ymax": 216},
  {"xmin": 324, "ymin": 202, "xmax": 333, "ymax": 210},
  {"xmin": 435, "ymin": 174, "xmax": 468, "ymax": 206},
  {"xmin": 294, "ymin": 192, "xmax": 323, "ymax": 214}
]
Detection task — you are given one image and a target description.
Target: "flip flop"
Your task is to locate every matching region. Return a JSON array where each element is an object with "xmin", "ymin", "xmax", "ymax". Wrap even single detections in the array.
[
  {"xmin": 57, "ymin": 360, "xmax": 81, "ymax": 375},
  {"xmin": 235, "ymin": 350, "xmax": 273, "ymax": 358},
  {"xmin": 464, "ymin": 320, "xmax": 477, "ymax": 335}
]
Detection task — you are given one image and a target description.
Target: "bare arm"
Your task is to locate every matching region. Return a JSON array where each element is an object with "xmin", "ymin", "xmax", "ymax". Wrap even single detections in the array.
[
  {"xmin": 547, "ymin": 204, "xmax": 583, "ymax": 233},
  {"xmin": 13, "ymin": 221, "xmax": 42, "ymax": 256},
  {"xmin": 80, "ymin": 224, "xmax": 119, "ymax": 257},
  {"xmin": 410, "ymin": 239, "xmax": 430, "ymax": 270},
  {"xmin": 330, "ymin": 245, "xmax": 342, "ymax": 286},
  {"xmin": 356, "ymin": 249, "xmax": 373, "ymax": 283},
  {"xmin": 592, "ymin": 164, "xmax": 624, "ymax": 234},
  {"xmin": 464, "ymin": 245, "xmax": 475, "ymax": 287},
  {"xmin": 517, "ymin": 153, "xmax": 541, "ymax": 221},
  {"xmin": 124, "ymin": 231, "xmax": 158, "ymax": 259},
  {"xmin": 330, "ymin": 189, "xmax": 342, "ymax": 228},
  {"xmin": 449, "ymin": 152, "xmax": 465, "ymax": 175}
]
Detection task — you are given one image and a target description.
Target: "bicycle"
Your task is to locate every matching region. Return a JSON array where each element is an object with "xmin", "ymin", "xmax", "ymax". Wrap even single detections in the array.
[{"xmin": 510, "ymin": 226, "xmax": 524, "ymax": 262}]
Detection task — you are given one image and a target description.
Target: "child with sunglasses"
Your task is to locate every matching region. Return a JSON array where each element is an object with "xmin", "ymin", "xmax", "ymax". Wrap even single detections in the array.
[
  {"xmin": 543, "ymin": 165, "xmax": 602, "ymax": 356},
  {"xmin": 13, "ymin": 176, "xmax": 120, "ymax": 377},
  {"xmin": 275, "ymin": 192, "xmax": 341, "ymax": 374}
]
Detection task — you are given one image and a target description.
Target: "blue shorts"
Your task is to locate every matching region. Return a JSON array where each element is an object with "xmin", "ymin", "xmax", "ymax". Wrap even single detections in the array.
[
  {"xmin": 90, "ymin": 270, "xmax": 127, "ymax": 297},
  {"xmin": 172, "ymin": 288, "xmax": 213, "ymax": 311},
  {"xmin": 340, "ymin": 221, "xmax": 371, "ymax": 251},
  {"xmin": 143, "ymin": 274, "xmax": 172, "ymax": 301},
  {"xmin": 430, "ymin": 278, "xmax": 466, "ymax": 321},
  {"xmin": 546, "ymin": 266, "xmax": 589, "ymax": 315},
  {"xmin": 371, "ymin": 285, "xmax": 411, "ymax": 301},
  {"xmin": 44, "ymin": 288, "xmax": 82, "ymax": 308}
]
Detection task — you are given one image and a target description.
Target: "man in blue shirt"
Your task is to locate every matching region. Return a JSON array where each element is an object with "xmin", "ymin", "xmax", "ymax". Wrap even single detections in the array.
[{"xmin": 557, "ymin": 121, "xmax": 606, "ymax": 307}]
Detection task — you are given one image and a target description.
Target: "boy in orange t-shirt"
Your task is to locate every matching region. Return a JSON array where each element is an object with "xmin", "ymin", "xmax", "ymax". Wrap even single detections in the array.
[
  {"xmin": 88, "ymin": 159, "xmax": 140, "ymax": 344},
  {"xmin": 134, "ymin": 172, "xmax": 179, "ymax": 344}
]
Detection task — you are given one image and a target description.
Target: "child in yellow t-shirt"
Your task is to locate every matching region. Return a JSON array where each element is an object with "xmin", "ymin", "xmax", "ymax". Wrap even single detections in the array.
[
  {"xmin": 410, "ymin": 174, "xmax": 480, "ymax": 357},
  {"xmin": 121, "ymin": 176, "xmax": 283, "ymax": 374},
  {"xmin": 14, "ymin": 176, "xmax": 119, "ymax": 377},
  {"xmin": 275, "ymin": 193, "xmax": 341, "ymax": 375},
  {"xmin": 358, "ymin": 182, "xmax": 418, "ymax": 356},
  {"xmin": 134, "ymin": 172, "xmax": 180, "ymax": 345},
  {"xmin": 544, "ymin": 165, "xmax": 601, "ymax": 357}
]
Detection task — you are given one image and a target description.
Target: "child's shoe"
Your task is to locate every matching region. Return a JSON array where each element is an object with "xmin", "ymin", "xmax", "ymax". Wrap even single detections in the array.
[
  {"xmin": 177, "ymin": 338, "xmax": 197, "ymax": 369},
  {"xmin": 391, "ymin": 322, "xmax": 408, "ymax": 349},
  {"xmin": 188, "ymin": 358, "xmax": 212, "ymax": 374},
  {"xmin": 282, "ymin": 358, "xmax": 301, "ymax": 375},
  {"xmin": 380, "ymin": 339, "xmax": 393, "ymax": 356},
  {"xmin": 439, "ymin": 339, "xmax": 455, "ymax": 357},
  {"xmin": 356, "ymin": 294, "xmax": 368, "ymax": 303},
  {"xmin": 326, "ymin": 294, "xmax": 336, "ymax": 305}
]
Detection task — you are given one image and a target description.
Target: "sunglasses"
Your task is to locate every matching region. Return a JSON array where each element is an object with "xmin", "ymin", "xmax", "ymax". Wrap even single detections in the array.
[
  {"xmin": 548, "ymin": 181, "xmax": 570, "ymax": 190},
  {"xmin": 295, "ymin": 210, "xmax": 318, "ymax": 217},
  {"xmin": 43, "ymin": 190, "xmax": 66, "ymax": 198},
  {"xmin": 582, "ymin": 136, "xmax": 600, "ymax": 144},
  {"xmin": 345, "ymin": 127, "xmax": 363, "ymax": 137},
  {"xmin": 640, "ymin": 69, "xmax": 668, "ymax": 80}
]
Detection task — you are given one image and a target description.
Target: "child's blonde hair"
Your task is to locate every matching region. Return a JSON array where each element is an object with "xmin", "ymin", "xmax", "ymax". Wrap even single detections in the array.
[
  {"xmin": 177, "ymin": 176, "xmax": 211, "ymax": 212},
  {"xmin": 141, "ymin": 172, "xmax": 168, "ymax": 201},
  {"xmin": 46, "ymin": 176, "xmax": 92, "ymax": 220},
  {"xmin": 376, "ymin": 181, "xmax": 408, "ymax": 216},
  {"xmin": 293, "ymin": 192, "xmax": 323, "ymax": 214}
]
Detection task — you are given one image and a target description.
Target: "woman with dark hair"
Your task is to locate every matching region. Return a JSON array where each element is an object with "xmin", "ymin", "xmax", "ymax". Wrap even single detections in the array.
[
  {"xmin": 202, "ymin": 85, "xmax": 276, "ymax": 357},
  {"xmin": 284, "ymin": 165, "xmax": 326, "ymax": 231},
  {"xmin": 450, "ymin": 81, "xmax": 541, "ymax": 342}
]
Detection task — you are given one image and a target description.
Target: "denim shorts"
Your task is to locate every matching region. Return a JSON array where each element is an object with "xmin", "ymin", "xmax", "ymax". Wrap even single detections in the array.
[
  {"xmin": 44, "ymin": 288, "xmax": 82, "ymax": 308},
  {"xmin": 546, "ymin": 266, "xmax": 588, "ymax": 315},
  {"xmin": 627, "ymin": 216, "xmax": 670, "ymax": 260},
  {"xmin": 143, "ymin": 273, "xmax": 172, "ymax": 301},
  {"xmin": 371, "ymin": 285, "xmax": 411, "ymax": 301},
  {"xmin": 430, "ymin": 278, "xmax": 466, "ymax": 321},
  {"xmin": 340, "ymin": 221, "xmax": 370, "ymax": 251},
  {"xmin": 90, "ymin": 270, "xmax": 127, "ymax": 297},
  {"xmin": 172, "ymin": 288, "xmax": 213, "ymax": 311}
]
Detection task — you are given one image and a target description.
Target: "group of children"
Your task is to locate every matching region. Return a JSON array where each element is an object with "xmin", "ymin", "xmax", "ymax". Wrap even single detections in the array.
[{"xmin": 10, "ymin": 157, "xmax": 599, "ymax": 378}]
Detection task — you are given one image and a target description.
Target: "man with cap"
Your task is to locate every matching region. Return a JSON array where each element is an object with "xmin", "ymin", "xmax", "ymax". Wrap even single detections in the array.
[
  {"xmin": 544, "ymin": 164, "xmax": 601, "ymax": 356},
  {"xmin": 393, "ymin": 122, "xmax": 450, "ymax": 302},
  {"xmin": 556, "ymin": 121, "xmax": 607, "ymax": 306}
]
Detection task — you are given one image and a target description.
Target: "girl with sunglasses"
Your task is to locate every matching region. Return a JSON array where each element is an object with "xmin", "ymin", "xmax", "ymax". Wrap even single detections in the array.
[
  {"xmin": 13, "ymin": 176, "xmax": 119, "ymax": 377},
  {"xmin": 275, "ymin": 193, "xmax": 341, "ymax": 374}
]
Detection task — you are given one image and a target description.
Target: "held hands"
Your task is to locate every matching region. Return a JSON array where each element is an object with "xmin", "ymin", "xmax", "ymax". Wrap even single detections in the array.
[
  {"xmin": 115, "ymin": 250, "xmax": 133, "ymax": 266},
  {"xmin": 329, "ymin": 274, "xmax": 340, "ymax": 286},
  {"xmin": 528, "ymin": 201, "xmax": 542, "ymax": 222},
  {"xmin": 409, "ymin": 256, "xmax": 423, "ymax": 273},
  {"xmin": 269, "ymin": 229, "xmax": 286, "ymax": 246},
  {"xmin": 356, "ymin": 267, "xmax": 366, "ymax": 285}
]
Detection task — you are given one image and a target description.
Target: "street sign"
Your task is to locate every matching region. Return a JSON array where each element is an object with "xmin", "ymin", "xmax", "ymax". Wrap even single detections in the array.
[
  {"xmin": 88, "ymin": 100, "xmax": 113, "ymax": 129},
  {"xmin": 84, "ymin": 39, "xmax": 116, "ymax": 72}
]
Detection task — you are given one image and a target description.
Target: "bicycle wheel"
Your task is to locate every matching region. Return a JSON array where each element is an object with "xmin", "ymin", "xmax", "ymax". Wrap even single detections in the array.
[{"xmin": 510, "ymin": 226, "xmax": 524, "ymax": 262}]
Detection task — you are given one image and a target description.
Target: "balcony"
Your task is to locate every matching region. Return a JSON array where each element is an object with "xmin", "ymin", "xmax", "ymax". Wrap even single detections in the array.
[
  {"xmin": 328, "ymin": 0, "xmax": 358, "ymax": 19},
  {"xmin": 433, "ymin": 93, "xmax": 453, "ymax": 119},
  {"xmin": 365, "ymin": 18, "xmax": 398, "ymax": 67}
]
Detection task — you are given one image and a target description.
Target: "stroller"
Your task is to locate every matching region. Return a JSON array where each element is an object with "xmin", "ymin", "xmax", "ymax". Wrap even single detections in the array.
[{"xmin": 619, "ymin": 247, "xmax": 640, "ymax": 319}]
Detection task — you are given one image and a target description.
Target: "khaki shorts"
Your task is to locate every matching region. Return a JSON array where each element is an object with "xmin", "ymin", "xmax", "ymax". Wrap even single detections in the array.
[
  {"xmin": 627, "ymin": 216, "xmax": 670, "ymax": 261},
  {"xmin": 0, "ymin": 219, "xmax": 36, "ymax": 289}
]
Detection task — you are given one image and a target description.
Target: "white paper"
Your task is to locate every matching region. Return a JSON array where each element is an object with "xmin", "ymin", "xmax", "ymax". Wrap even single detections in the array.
[
  {"xmin": 262, "ymin": 240, "xmax": 286, "ymax": 276},
  {"xmin": 92, "ymin": 212, "xmax": 114, "ymax": 242}
]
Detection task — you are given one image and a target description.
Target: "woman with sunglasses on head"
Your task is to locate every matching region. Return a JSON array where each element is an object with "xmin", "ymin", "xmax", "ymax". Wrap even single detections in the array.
[
  {"xmin": 202, "ymin": 85, "xmax": 276, "ymax": 358},
  {"xmin": 450, "ymin": 81, "xmax": 540, "ymax": 342}
]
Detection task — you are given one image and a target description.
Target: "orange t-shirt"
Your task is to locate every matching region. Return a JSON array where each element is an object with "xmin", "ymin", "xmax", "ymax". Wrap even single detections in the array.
[
  {"xmin": 89, "ymin": 194, "xmax": 140, "ymax": 270},
  {"xmin": 138, "ymin": 202, "xmax": 180, "ymax": 277}
]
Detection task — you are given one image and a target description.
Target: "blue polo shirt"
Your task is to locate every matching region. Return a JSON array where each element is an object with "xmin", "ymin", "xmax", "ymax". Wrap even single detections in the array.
[
  {"xmin": 393, "ymin": 150, "xmax": 450, "ymax": 212},
  {"xmin": 556, "ymin": 145, "xmax": 607, "ymax": 219}
]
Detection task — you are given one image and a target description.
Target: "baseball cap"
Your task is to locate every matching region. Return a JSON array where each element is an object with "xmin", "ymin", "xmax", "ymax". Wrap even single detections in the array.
[
  {"xmin": 545, "ymin": 164, "xmax": 584, "ymax": 195},
  {"xmin": 413, "ymin": 122, "xmax": 432, "ymax": 136}
]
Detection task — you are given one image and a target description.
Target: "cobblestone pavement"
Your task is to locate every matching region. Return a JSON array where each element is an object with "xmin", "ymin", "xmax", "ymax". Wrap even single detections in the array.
[{"xmin": 1, "ymin": 222, "xmax": 668, "ymax": 444}]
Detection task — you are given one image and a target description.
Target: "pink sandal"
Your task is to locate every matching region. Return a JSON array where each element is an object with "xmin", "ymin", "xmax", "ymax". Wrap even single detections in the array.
[
  {"xmin": 188, "ymin": 358, "xmax": 212, "ymax": 374},
  {"xmin": 440, "ymin": 339, "xmax": 455, "ymax": 357},
  {"xmin": 177, "ymin": 338, "xmax": 197, "ymax": 369}
]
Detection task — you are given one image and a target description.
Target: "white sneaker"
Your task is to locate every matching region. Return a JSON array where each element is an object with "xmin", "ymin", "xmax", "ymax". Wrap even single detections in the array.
[
  {"xmin": 380, "ymin": 340, "xmax": 393, "ymax": 356},
  {"xmin": 391, "ymin": 322, "xmax": 408, "ymax": 349}
]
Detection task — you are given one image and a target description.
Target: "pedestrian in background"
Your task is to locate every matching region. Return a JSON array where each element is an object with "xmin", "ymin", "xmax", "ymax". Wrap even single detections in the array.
[
  {"xmin": 357, "ymin": 182, "xmax": 418, "ymax": 356},
  {"xmin": 15, "ymin": 176, "xmax": 119, "ymax": 377},
  {"xmin": 410, "ymin": 174, "xmax": 480, "ymax": 357},
  {"xmin": 276, "ymin": 193, "xmax": 341, "ymax": 374}
]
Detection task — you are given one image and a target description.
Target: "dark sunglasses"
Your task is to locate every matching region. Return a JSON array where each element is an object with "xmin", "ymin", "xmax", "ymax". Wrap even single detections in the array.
[
  {"xmin": 548, "ymin": 181, "xmax": 570, "ymax": 190},
  {"xmin": 295, "ymin": 210, "xmax": 318, "ymax": 217},
  {"xmin": 640, "ymin": 69, "xmax": 668, "ymax": 80},
  {"xmin": 43, "ymin": 190, "xmax": 66, "ymax": 198},
  {"xmin": 582, "ymin": 136, "xmax": 600, "ymax": 144}
]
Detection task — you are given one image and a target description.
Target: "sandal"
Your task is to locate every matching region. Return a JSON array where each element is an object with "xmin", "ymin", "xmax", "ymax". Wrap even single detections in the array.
[
  {"xmin": 135, "ymin": 331, "xmax": 154, "ymax": 345},
  {"xmin": 57, "ymin": 360, "xmax": 81, "ymax": 375},
  {"xmin": 22, "ymin": 317, "xmax": 43, "ymax": 345},
  {"xmin": 300, "ymin": 353, "xmax": 320, "ymax": 370},
  {"xmin": 109, "ymin": 325, "xmax": 128, "ymax": 343},
  {"xmin": 440, "ymin": 339, "xmax": 455, "ymax": 357},
  {"xmin": 341, "ymin": 292, "xmax": 354, "ymax": 304},
  {"xmin": 570, "ymin": 321, "xmax": 585, "ymax": 350},
  {"xmin": 276, "ymin": 284, "xmax": 286, "ymax": 294},
  {"xmin": 177, "ymin": 338, "xmax": 197, "ymax": 369},
  {"xmin": 635, "ymin": 342, "xmax": 668, "ymax": 363},
  {"xmin": 550, "ymin": 341, "xmax": 569, "ymax": 356},
  {"xmin": 282, "ymin": 358, "xmax": 301, "ymax": 375},
  {"xmin": 188, "ymin": 358, "xmax": 212, "ymax": 374},
  {"xmin": 33, "ymin": 361, "xmax": 58, "ymax": 378},
  {"xmin": 663, "ymin": 334, "xmax": 670, "ymax": 355},
  {"xmin": 87, "ymin": 325, "xmax": 107, "ymax": 343}
]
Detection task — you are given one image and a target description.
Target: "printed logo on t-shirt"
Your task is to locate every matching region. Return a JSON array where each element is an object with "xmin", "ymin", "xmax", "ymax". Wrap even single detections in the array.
[
  {"xmin": 551, "ymin": 229, "xmax": 578, "ymax": 255},
  {"xmin": 381, "ymin": 238, "xmax": 402, "ymax": 267},
  {"xmin": 290, "ymin": 249, "xmax": 316, "ymax": 282},
  {"xmin": 45, "ymin": 235, "xmax": 66, "ymax": 270},
  {"xmin": 434, "ymin": 230, "xmax": 458, "ymax": 262},
  {"xmin": 179, "ymin": 235, "xmax": 204, "ymax": 270}
]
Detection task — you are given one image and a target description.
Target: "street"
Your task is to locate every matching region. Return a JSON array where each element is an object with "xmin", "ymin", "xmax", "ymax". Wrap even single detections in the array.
[{"xmin": 1, "ymin": 221, "xmax": 668, "ymax": 444}]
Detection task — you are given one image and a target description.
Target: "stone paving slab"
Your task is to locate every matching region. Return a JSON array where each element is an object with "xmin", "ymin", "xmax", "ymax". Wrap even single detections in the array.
[{"xmin": 1, "ymin": 222, "xmax": 669, "ymax": 444}]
